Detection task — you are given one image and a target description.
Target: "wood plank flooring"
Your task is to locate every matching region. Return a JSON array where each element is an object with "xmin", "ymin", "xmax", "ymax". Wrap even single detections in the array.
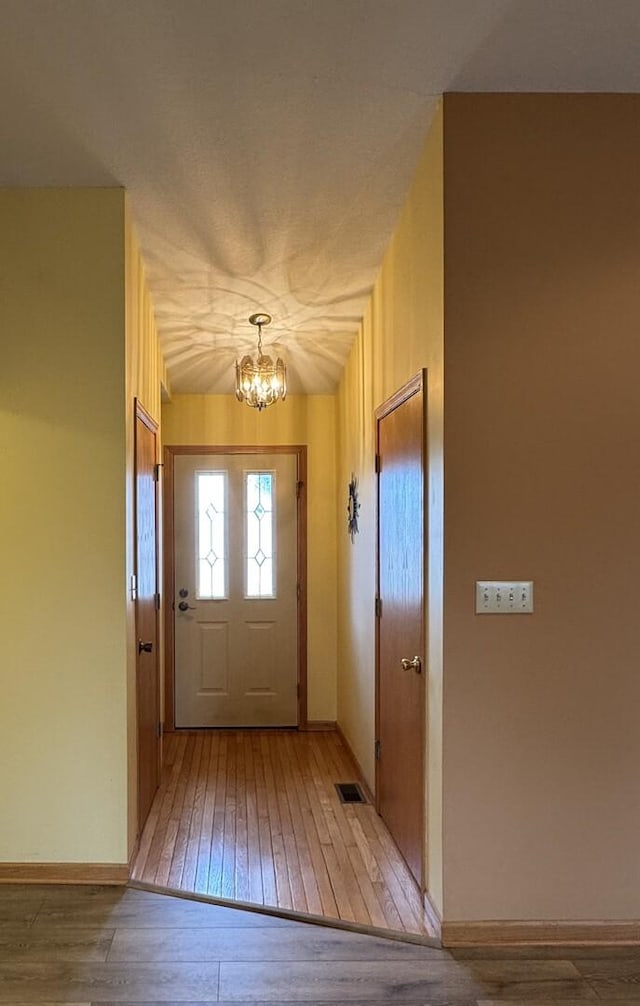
[
  {"xmin": 131, "ymin": 730, "xmax": 433, "ymax": 938},
  {"xmin": 0, "ymin": 884, "xmax": 638, "ymax": 1004}
]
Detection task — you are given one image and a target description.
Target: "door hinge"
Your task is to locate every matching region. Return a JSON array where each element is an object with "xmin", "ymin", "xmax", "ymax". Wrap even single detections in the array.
[
  {"xmin": 297, "ymin": 682, "xmax": 300, "ymax": 698},
  {"xmin": 375, "ymin": 454, "xmax": 381, "ymax": 474},
  {"xmin": 153, "ymin": 462, "xmax": 163, "ymax": 482},
  {"xmin": 297, "ymin": 582, "xmax": 301, "ymax": 601},
  {"xmin": 154, "ymin": 592, "xmax": 161, "ymax": 611},
  {"xmin": 375, "ymin": 596, "xmax": 382, "ymax": 618},
  {"xmin": 375, "ymin": 739, "xmax": 381, "ymax": 761},
  {"xmin": 296, "ymin": 480, "xmax": 304, "ymax": 498},
  {"xmin": 157, "ymin": 721, "xmax": 163, "ymax": 739}
]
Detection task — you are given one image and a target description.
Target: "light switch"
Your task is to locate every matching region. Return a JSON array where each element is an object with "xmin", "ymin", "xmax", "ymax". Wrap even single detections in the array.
[{"xmin": 475, "ymin": 581, "xmax": 533, "ymax": 614}]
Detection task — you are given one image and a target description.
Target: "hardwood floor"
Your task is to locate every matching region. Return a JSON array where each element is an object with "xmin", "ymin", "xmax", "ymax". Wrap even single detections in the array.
[
  {"xmin": 131, "ymin": 730, "xmax": 434, "ymax": 938},
  {"xmin": 0, "ymin": 883, "xmax": 637, "ymax": 1004}
]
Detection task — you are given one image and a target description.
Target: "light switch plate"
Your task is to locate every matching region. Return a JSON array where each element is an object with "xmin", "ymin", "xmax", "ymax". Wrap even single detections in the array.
[{"xmin": 475, "ymin": 581, "xmax": 533, "ymax": 614}]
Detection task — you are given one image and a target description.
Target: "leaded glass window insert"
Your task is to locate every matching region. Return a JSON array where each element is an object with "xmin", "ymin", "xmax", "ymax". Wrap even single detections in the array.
[
  {"xmin": 245, "ymin": 471, "xmax": 275, "ymax": 598},
  {"xmin": 196, "ymin": 471, "xmax": 227, "ymax": 599}
]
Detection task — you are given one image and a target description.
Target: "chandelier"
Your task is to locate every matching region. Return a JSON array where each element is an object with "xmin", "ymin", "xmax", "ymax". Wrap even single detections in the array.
[{"xmin": 235, "ymin": 313, "xmax": 287, "ymax": 411}]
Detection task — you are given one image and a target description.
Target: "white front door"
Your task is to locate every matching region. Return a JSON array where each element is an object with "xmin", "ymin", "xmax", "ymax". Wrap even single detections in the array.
[{"xmin": 174, "ymin": 452, "xmax": 299, "ymax": 727}]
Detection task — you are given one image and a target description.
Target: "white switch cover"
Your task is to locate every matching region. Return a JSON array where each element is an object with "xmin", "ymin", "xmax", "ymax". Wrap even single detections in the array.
[{"xmin": 475, "ymin": 581, "xmax": 534, "ymax": 614}]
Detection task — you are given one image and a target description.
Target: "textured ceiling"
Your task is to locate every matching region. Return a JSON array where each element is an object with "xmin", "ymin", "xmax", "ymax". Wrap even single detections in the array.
[{"xmin": 2, "ymin": 1, "xmax": 640, "ymax": 393}]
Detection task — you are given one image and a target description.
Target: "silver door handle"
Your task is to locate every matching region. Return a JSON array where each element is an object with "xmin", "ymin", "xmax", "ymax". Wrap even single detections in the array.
[{"xmin": 401, "ymin": 656, "xmax": 422, "ymax": 673}]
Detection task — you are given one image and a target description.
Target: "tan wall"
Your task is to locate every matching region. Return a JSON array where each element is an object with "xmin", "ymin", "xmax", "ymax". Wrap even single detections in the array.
[
  {"xmin": 124, "ymin": 200, "xmax": 165, "ymax": 856},
  {"xmin": 442, "ymin": 94, "xmax": 640, "ymax": 921},
  {"xmin": 0, "ymin": 189, "xmax": 128, "ymax": 863},
  {"xmin": 335, "ymin": 106, "xmax": 444, "ymax": 910},
  {"xmin": 162, "ymin": 394, "xmax": 337, "ymax": 722}
]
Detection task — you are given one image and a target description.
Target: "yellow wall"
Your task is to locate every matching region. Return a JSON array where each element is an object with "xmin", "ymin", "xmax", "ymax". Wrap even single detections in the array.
[
  {"xmin": 0, "ymin": 189, "xmax": 164, "ymax": 866},
  {"xmin": 442, "ymin": 94, "xmax": 640, "ymax": 923},
  {"xmin": 0, "ymin": 189, "xmax": 128, "ymax": 863},
  {"xmin": 162, "ymin": 394, "xmax": 337, "ymax": 722},
  {"xmin": 124, "ymin": 199, "xmax": 165, "ymax": 856},
  {"xmin": 335, "ymin": 106, "xmax": 444, "ymax": 910}
]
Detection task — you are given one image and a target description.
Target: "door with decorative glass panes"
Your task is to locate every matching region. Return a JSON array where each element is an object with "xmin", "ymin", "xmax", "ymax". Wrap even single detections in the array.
[{"xmin": 173, "ymin": 452, "xmax": 298, "ymax": 727}]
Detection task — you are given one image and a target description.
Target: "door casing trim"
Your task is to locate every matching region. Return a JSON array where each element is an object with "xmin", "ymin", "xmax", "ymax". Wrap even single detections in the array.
[
  {"xmin": 134, "ymin": 399, "xmax": 161, "ymax": 838},
  {"xmin": 163, "ymin": 444, "xmax": 308, "ymax": 732},
  {"xmin": 374, "ymin": 371, "xmax": 427, "ymax": 891}
]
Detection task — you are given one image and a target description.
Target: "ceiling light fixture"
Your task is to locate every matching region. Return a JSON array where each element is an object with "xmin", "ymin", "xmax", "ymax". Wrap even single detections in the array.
[{"xmin": 235, "ymin": 313, "xmax": 287, "ymax": 411}]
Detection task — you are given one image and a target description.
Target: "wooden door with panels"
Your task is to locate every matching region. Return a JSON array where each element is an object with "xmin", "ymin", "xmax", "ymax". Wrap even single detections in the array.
[
  {"xmin": 164, "ymin": 445, "xmax": 307, "ymax": 730},
  {"xmin": 134, "ymin": 401, "xmax": 161, "ymax": 833},
  {"xmin": 375, "ymin": 372, "xmax": 426, "ymax": 890}
]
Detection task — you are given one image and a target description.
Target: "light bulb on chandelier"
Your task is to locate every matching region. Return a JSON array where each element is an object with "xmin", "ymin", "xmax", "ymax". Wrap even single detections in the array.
[{"xmin": 235, "ymin": 313, "xmax": 287, "ymax": 411}]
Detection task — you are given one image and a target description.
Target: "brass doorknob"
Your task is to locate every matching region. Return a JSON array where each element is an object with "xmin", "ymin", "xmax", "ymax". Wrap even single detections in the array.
[{"xmin": 401, "ymin": 655, "xmax": 422, "ymax": 673}]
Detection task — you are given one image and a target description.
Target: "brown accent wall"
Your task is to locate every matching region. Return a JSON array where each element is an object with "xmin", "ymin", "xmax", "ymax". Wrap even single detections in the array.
[{"xmin": 442, "ymin": 95, "xmax": 640, "ymax": 921}]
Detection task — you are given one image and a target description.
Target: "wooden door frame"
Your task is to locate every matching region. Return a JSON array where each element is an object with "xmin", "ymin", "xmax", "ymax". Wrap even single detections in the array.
[
  {"xmin": 163, "ymin": 444, "xmax": 308, "ymax": 732},
  {"xmin": 374, "ymin": 371, "xmax": 427, "ymax": 889},
  {"xmin": 134, "ymin": 399, "xmax": 161, "ymax": 833}
]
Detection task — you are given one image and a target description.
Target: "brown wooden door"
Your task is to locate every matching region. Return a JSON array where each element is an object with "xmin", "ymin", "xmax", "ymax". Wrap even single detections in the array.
[
  {"xmin": 135, "ymin": 402, "xmax": 160, "ymax": 832},
  {"xmin": 376, "ymin": 373, "xmax": 425, "ymax": 889}
]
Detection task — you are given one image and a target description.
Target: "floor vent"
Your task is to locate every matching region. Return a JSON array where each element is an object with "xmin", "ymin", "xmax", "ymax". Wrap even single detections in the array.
[{"xmin": 335, "ymin": 782, "xmax": 367, "ymax": 804}]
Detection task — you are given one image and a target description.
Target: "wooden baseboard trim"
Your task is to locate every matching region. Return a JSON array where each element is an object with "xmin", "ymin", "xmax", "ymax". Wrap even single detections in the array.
[
  {"xmin": 304, "ymin": 720, "xmax": 337, "ymax": 731},
  {"xmin": 442, "ymin": 919, "xmax": 640, "ymax": 947},
  {"xmin": 335, "ymin": 723, "xmax": 375, "ymax": 805},
  {"xmin": 0, "ymin": 863, "xmax": 129, "ymax": 885}
]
